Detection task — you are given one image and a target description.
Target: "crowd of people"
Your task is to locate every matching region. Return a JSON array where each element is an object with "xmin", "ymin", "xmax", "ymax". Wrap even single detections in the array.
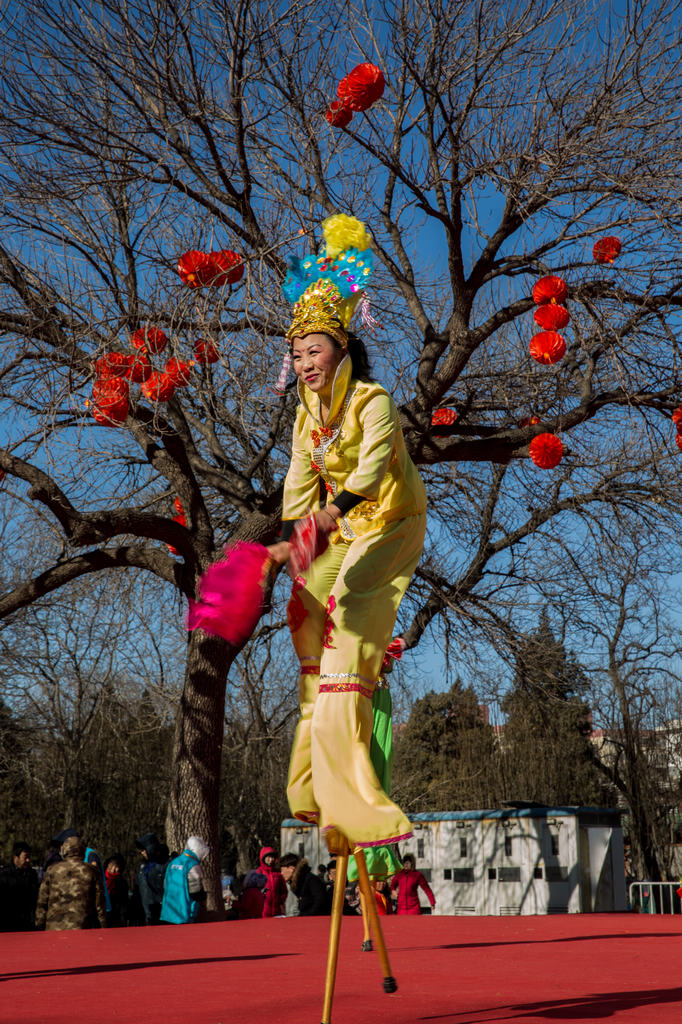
[
  {"xmin": 233, "ymin": 850, "xmax": 435, "ymax": 919},
  {"xmin": 0, "ymin": 829, "xmax": 209, "ymax": 931},
  {"xmin": 0, "ymin": 831, "xmax": 435, "ymax": 931}
]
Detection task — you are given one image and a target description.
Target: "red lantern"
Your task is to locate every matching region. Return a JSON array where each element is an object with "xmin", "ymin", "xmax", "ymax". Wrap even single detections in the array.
[
  {"xmin": 94, "ymin": 352, "xmax": 134, "ymax": 379},
  {"xmin": 93, "ymin": 377, "xmax": 129, "ymax": 402},
  {"xmin": 533, "ymin": 305, "xmax": 570, "ymax": 331},
  {"xmin": 141, "ymin": 372, "xmax": 176, "ymax": 402},
  {"xmin": 671, "ymin": 407, "xmax": 682, "ymax": 426},
  {"xmin": 174, "ymin": 497, "xmax": 184, "ymax": 515},
  {"xmin": 208, "ymin": 250, "xmax": 244, "ymax": 286},
  {"xmin": 529, "ymin": 433, "xmax": 564, "ymax": 469},
  {"xmin": 337, "ymin": 63, "xmax": 386, "ymax": 112},
  {"xmin": 178, "ymin": 250, "xmax": 212, "ymax": 288},
  {"xmin": 532, "ymin": 276, "xmax": 568, "ymax": 305},
  {"xmin": 178, "ymin": 250, "xmax": 243, "ymax": 287},
  {"xmin": 325, "ymin": 101, "xmax": 353, "ymax": 128},
  {"xmin": 92, "ymin": 402, "xmax": 128, "ymax": 427},
  {"xmin": 127, "ymin": 350, "xmax": 152, "ymax": 383},
  {"xmin": 529, "ymin": 331, "xmax": 566, "ymax": 365},
  {"xmin": 676, "ymin": 435, "xmax": 682, "ymax": 452},
  {"xmin": 431, "ymin": 408, "xmax": 458, "ymax": 435},
  {"xmin": 91, "ymin": 378, "xmax": 129, "ymax": 426},
  {"xmin": 165, "ymin": 357, "xmax": 192, "ymax": 386},
  {"xmin": 593, "ymin": 236, "xmax": 621, "ymax": 264},
  {"xmin": 518, "ymin": 415, "xmax": 541, "ymax": 427},
  {"xmin": 130, "ymin": 327, "xmax": 168, "ymax": 354},
  {"xmin": 193, "ymin": 339, "xmax": 220, "ymax": 364}
]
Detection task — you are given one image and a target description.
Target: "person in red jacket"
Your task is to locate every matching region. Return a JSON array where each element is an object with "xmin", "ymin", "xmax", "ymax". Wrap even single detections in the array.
[
  {"xmin": 242, "ymin": 847, "xmax": 287, "ymax": 918},
  {"xmin": 390, "ymin": 854, "xmax": 436, "ymax": 915},
  {"xmin": 374, "ymin": 879, "xmax": 392, "ymax": 916}
]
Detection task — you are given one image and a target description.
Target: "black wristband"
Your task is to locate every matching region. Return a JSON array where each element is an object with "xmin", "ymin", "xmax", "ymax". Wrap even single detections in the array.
[
  {"xmin": 332, "ymin": 490, "xmax": 365, "ymax": 515},
  {"xmin": 280, "ymin": 520, "xmax": 297, "ymax": 541}
]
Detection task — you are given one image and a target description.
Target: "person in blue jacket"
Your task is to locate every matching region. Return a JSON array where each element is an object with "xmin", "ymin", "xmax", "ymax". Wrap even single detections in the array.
[{"xmin": 160, "ymin": 836, "xmax": 209, "ymax": 924}]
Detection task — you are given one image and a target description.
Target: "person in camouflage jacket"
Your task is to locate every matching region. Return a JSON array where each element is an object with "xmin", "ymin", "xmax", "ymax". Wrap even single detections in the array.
[{"xmin": 35, "ymin": 836, "xmax": 107, "ymax": 930}]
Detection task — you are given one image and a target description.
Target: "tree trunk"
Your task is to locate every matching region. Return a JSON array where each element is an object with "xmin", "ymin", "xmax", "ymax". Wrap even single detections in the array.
[{"xmin": 166, "ymin": 629, "xmax": 233, "ymax": 918}]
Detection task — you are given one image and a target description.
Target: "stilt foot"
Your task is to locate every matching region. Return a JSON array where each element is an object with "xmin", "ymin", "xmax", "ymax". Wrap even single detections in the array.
[
  {"xmin": 361, "ymin": 938, "xmax": 373, "ymax": 952},
  {"xmin": 383, "ymin": 977, "xmax": 398, "ymax": 994}
]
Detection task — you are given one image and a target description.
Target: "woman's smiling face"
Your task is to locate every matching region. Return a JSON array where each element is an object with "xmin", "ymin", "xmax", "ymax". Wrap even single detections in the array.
[{"xmin": 291, "ymin": 333, "xmax": 345, "ymax": 399}]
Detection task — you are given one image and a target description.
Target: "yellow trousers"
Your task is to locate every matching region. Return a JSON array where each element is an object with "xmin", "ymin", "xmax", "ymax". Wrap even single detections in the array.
[{"xmin": 286, "ymin": 513, "xmax": 426, "ymax": 847}]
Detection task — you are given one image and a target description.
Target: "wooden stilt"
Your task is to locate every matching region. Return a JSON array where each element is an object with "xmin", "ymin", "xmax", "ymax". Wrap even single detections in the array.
[
  {"xmin": 320, "ymin": 841, "xmax": 349, "ymax": 1024},
  {"xmin": 359, "ymin": 885, "xmax": 373, "ymax": 952},
  {"xmin": 353, "ymin": 847, "xmax": 397, "ymax": 993}
]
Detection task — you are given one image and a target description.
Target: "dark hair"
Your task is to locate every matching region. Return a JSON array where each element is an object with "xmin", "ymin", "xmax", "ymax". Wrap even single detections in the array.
[
  {"xmin": 12, "ymin": 841, "xmax": 31, "ymax": 858},
  {"xmin": 402, "ymin": 853, "xmax": 416, "ymax": 867},
  {"xmin": 105, "ymin": 853, "xmax": 125, "ymax": 871},
  {"xmin": 279, "ymin": 852, "xmax": 299, "ymax": 868},
  {"xmin": 343, "ymin": 330, "xmax": 373, "ymax": 382}
]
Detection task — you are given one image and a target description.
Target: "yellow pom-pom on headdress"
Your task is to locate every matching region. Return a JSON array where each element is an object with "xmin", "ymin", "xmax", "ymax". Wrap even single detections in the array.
[
  {"xmin": 283, "ymin": 214, "xmax": 375, "ymax": 347},
  {"xmin": 322, "ymin": 214, "xmax": 372, "ymax": 260}
]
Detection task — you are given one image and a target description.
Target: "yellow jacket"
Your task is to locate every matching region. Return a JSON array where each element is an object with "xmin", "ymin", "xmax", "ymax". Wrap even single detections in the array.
[{"xmin": 282, "ymin": 356, "xmax": 426, "ymax": 541}]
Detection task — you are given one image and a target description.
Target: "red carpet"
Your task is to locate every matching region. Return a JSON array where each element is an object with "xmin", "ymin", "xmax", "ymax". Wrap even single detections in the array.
[{"xmin": 1, "ymin": 914, "xmax": 681, "ymax": 1024}]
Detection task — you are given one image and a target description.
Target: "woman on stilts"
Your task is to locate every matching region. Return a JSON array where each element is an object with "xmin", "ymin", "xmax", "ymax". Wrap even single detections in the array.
[{"xmin": 267, "ymin": 214, "xmax": 427, "ymax": 1019}]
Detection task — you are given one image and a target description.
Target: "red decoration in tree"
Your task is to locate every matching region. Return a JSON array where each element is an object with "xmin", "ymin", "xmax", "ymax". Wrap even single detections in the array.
[
  {"xmin": 209, "ymin": 250, "xmax": 244, "ymax": 286},
  {"xmin": 593, "ymin": 236, "xmax": 622, "ymax": 264},
  {"xmin": 177, "ymin": 250, "xmax": 212, "ymax": 288},
  {"xmin": 529, "ymin": 433, "xmax": 564, "ymax": 469},
  {"xmin": 529, "ymin": 331, "xmax": 566, "ymax": 365},
  {"xmin": 431, "ymin": 408, "xmax": 458, "ymax": 435},
  {"xmin": 518, "ymin": 414, "xmax": 541, "ymax": 427},
  {"xmin": 337, "ymin": 63, "xmax": 386, "ymax": 112},
  {"xmin": 93, "ymin": 377, "xmax": 129, "ymax": 401},
  {"xmin": 165, "ymin": 357, "xmax": 192, "ymax": 386},
  {"xmin": 532, "ymin": 276, "xmax": 568, "ymax": 305},
  {"xmin": 130, "ymin": 327, "xmax": 168, "ymax": 354},
  {"xmin": 326, "ymin": 101, "xmax": 353, "ymax": 128},
  {"xmin": 94, "ymin": 352, "xmax": 134, "ymax": 379},
  {"xmin": 141, "ymin": 371, "xmax": 176, "ymax": 402},
  {"xmin": 91, "ymin": 378, "xmax": 129, "ymax": 427},
  {"xmin": 676, "ymin": 435, "xmax": 682, "ymax": 451},
  {"xmin": 0, "ymin": 470, "xmax": 5, "ymax": 484},
  {"xmin": 193, "ymin": 339, "xmax": 220, "ymax": 364},
  {"xmin": 177, "ymin": 250, "xmax": 244, "ymax": 287},
  {"xmin": 671, "ymin": 406, "xmax": 682, "ymax": 426},
  {"xmin": 533, "ymin": 304, "xmax": 570, "ymax": 331},
  {"xmin": 167, "ymin": 511, "xmax": 187, "ymax": 556},
  {"xmin": 127, "ymin": 350, "xmax": 152, "ymax": 383},
  {"xmin": 174, "ymin": 497, "xmax": 184, "ymax": 515}
]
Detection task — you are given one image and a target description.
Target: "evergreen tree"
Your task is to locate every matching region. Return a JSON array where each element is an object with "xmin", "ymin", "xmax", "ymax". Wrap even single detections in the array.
[
  {"xmin": 393, "ymin": 680, "xmax": 499, "ymax": 811},
  {"xmin": 501, "ymin": 611, "xmax": 611, "ymax": 807}
]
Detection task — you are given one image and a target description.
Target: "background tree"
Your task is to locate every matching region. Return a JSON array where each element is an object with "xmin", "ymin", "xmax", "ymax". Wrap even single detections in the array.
[
  {"xmin": 500, "ymin": 610, "xmax": 611, "ymax": 807},
  {"xmin": 558, "ymin": 542, "xmax": 682, "ymax": 880},
  {"xmin": 0, "ymin": 563, "xmax": 179, "ymax": 866},
  {"xmin": 0, "ymin": 0, "xmax": 681, "ymax": 904},
  {"xmin": 392, "ymin": 679, "xmax": 499, "ymax": 811},
  {"xmin": 220, "ymin": 625, "xmax": 298, "ymax": 873}
]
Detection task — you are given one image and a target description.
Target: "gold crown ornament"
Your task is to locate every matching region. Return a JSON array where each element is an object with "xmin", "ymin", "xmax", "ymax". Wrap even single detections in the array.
[{"xmin": 283, "ymin": 215, "xmax": 375, "ymax": 347}]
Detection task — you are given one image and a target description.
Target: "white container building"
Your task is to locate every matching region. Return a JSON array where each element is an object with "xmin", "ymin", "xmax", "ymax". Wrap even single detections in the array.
[{"xmin": 281, "ymin": 806, "xmax": 626, "ymax": 915}]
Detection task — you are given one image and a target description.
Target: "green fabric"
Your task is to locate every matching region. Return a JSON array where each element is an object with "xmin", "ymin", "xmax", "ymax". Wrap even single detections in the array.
[
  {"xmin": 369, "ymin": 686, "xmax": 394, "ymax": 792},
  {"xmin": 347, "ymin": 686, "xmax": 403, "ymax": 881}
]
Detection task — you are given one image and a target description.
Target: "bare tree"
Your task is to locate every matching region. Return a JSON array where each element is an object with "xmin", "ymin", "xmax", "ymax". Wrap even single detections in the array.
[{"xmin": 0, "ymin": 0, "xmax": 681, "ymax": 905}]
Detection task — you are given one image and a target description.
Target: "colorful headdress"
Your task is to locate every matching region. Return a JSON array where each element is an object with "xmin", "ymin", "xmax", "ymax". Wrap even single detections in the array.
[{"xmin": 283, "ymin": 214, "xmax": 374, "ymax": 347}]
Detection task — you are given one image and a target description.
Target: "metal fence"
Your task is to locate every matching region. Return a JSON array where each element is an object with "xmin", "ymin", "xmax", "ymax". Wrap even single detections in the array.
[{"xmin": 628, "ymin": 881, "xmax": 682, "ymax": 914}]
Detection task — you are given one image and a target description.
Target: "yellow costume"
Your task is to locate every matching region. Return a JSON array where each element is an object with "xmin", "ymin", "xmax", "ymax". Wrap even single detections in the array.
[{"xmin": 283, "ymin": 355, "xmax": 427, "ymax": 848}]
